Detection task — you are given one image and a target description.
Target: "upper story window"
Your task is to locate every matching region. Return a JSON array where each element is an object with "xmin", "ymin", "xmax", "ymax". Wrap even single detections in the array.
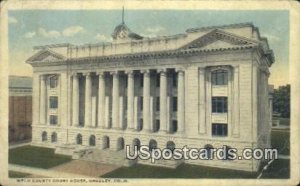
[
  {"xmin": 49, "ymin": 75, "xmax": 58, "ymax": 88},
  {"xmin": 49, "ymin": 96, "xmax": 58, "ymax": 109},
  {"xmin": 50, "ymin": 115, "xmax": 58, "ymax": 125},
  {"xmin": 212, "ymin": 97, "xmax": 227, "ymax": 113},
  {"xmin": 211, "ymin": 69, "xmax": 228, "ymax": 85}
]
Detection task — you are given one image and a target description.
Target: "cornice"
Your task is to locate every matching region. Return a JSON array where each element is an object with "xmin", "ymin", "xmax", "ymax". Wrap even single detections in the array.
[{"xmin": 28, "ymin": 45, "xmax": 257, "ymax": 68}]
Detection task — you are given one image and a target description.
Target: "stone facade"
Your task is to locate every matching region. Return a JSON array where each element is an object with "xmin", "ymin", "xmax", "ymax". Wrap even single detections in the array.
[{"xmin": 26, "ymin": 22, "xmax": 274, "ymax": 172}]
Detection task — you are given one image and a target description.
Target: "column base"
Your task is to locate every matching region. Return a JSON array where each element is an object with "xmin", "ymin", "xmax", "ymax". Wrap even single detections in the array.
[
  {"xmin": 158, "ymin": 130, "xmax": 168, "ymax": 134},
  {"xmin": 142, "ymin": 129, "xmax": 152, "ymax": 133}
]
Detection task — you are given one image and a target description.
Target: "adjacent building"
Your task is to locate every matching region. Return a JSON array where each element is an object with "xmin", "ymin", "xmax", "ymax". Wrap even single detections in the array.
[
  {"xmin": 26, "ymin": 21, "xmax": 274, "ymax": 172},
  {"xmin": 9, "ymin": 76, "xmax": 32, "ymax": 142}
]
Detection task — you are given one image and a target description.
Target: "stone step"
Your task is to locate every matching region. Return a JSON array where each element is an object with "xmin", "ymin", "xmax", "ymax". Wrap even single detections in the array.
[
  {"xmin": 138, "ymin": 158, "xmax": 184, "ymax": 169},
  {"xmin": 78, "ymin": 149, "xmax": 136, "ymax": 167}
]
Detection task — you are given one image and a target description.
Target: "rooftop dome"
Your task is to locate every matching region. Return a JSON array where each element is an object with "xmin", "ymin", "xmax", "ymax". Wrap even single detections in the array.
[{"xmin": 111, "ymin": 7, "xmax": 143, "ymax": 41}]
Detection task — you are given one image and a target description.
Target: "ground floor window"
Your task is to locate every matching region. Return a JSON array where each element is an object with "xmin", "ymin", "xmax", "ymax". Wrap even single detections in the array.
[
  {"xmin": 89, "ymin": 135, "xmax": 96, "ymax": 146},
  {"xmin": 212, "ymin": 123, "xmax": 228, "ymax": 136},
  {"xmin": 76, "ymin": 134, "xmax": 82, "ymax": 145},
  {"xmin": 51, "ymin": 132, "xmax": 57, "ymax": 143},
  {"xmin": 42, "ymin": 131, "xmax": 47, "ymax": 142}
]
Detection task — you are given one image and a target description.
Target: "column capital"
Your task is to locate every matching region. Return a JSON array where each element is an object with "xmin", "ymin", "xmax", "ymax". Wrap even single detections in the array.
[
  {"xmin": 72, "ymin": 72, "xmax": 79, "ymax": 77},
  {"xmin": 175, "ymin": 68, "xmax": 184, "ymax": 73},
  {"xmin": 157, "ymin": 68, "xmax": 167, "ymax": 75},
  {"xmin": 40, "ymin": 74, "xmax": 47, "ymax": 80},
  {"xmin": 96, "ymin": 71, "xmax": 105, "ymax": 76},
  {"xmin": 83, "ymin": 72, "xmax": 91, "ymax": 77},
  {"xmin": 125, "ymin": 70, "xmax": 134, "ymax": 75},
  {"xmin": 110, "ymin": 71, "xmax": 119, "ymax": 76},
  {"xmin": 141, "ymin": 69, "xmax": 150, "ymax": 74}
]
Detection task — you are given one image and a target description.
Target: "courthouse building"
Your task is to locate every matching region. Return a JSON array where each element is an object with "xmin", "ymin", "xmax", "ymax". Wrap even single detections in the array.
[{"xmin": 26, "ymin": 21, "xmax": 274, "ymax": 172}]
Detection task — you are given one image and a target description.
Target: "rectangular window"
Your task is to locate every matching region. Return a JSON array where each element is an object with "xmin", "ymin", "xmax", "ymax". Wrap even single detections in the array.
[
  {"xmin": 140, "ymin": 76, "xmax": 144, "ymax": 87},
  {"xmin": 173, "ymin": 97, "xmax": 177, "ymax": 112},
  {"xmin": 140, "ymin": 97, "xmax": 143, "ymax": 111},
  {"xmin": 156, "ymin": 97, "xmax": 160, "ymax": 111},
  {"xmin": 49, "ymin": 75, "xmax": 58, "ymax": 88},
  {"xmin": 212, "ymin": 123, "xmax": 228, "ymax": 136},
  {"xmin": 49, "ymin": 96, "xmax": 58, "ymax": 109},
  {"xmin": 156, "ymin": 75, "xmax": 160, "ymax": 87},
  {"xmin": 212, "ymin": 97, "xmax": 227, "ymax": 113},
  {"xmin": 172, "ymin": 73, "xmax": 177, "ymax": 87},
  {"xmin": 50, "ymin": 115, "xmax": 58, "ymax": 125},
  {"xmin": 212, "ymin": 70, "xmax": 228, "ymax": 85}
]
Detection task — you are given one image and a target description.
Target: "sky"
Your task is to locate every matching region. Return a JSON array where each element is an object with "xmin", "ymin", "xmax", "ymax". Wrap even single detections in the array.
[{"xmin": 8, "ymin": 10, "xmax": 289, "ymax": 87}]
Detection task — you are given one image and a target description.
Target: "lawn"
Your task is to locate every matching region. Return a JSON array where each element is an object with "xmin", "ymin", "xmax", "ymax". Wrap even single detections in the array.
[
  {"xmin": 102, "ymin": 159, "xmax": 289, "ymax": 179},
  {"xmin": 9, "ymin": 145, "xmax": 72, "ymax": 169},
  {"xmin": 102, "ymin": 163, "xmax": 257, "ymax": 178},
  {"xmin": 9, "ymin": 171, "xmax": 31, "ymax": 178},
  {"xmin": 260, "ymin": 159, "xmax": 290, "ymax": 179},
  {"xmin": 271, "ymin": 129, "xmax": 290, "ymax": 155}
]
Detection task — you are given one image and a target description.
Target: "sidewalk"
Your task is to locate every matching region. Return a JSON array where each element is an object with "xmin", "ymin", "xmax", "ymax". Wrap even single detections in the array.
[
  {"xmin": 9, "ymin": 164, "xmax": 92, "ymax": 178},
  {"xmin": 9, "ymin": 140, "xmax": 31, "ymax": 149}
]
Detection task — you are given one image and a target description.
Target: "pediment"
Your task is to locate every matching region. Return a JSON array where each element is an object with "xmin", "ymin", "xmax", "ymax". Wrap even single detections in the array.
[
  {"xmin": 26, "ymin": 49, "xmax": 66, "ymax": 63},
  {"xmin": 180, "ymin": 29, "xmax": 259, "ymax": 50}
]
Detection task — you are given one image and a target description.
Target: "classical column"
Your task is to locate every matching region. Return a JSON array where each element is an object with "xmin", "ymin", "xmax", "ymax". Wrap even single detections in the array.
[
  {"xmin": 84, "ymin": 72, "xmax": 92, "ymax": 127},
  {"xmin": 232, "ymin": 66, "xmax": 240, "ymax": 137},
  {"xmin": 134, "ymin": 96, "xmax": 138, "ymax": 130},
  {"xmin": 199, "ymin": 67, "xmax": 206, "ymax": 134},
  {"xmin": 126, "ymin": 71, "xmax": 134, "ymax": 130},
  {"xmin": 104, "ymin": 96, "xmax": 110, "ymax": 128},
  {"xmin": 142, "ymin": 70, "xmax": 151, "ymax": 132},
  {"xmin": 40, "ymin": 75, "xmax": 47, "ymax": 125},
  {"xmin": 111, "ymin": 71, "xmax": 119, "ymax": 129},
  {"xmin": 97, "ymin": 71, "xmax": 105, "ymax": 128},
  {"xmin": 32, "ymin": 74, "xmax": 40, "ymax": 126},
  {"xmin": 119, "ymin": 96, "xmax": 124, "ymax": 129},
  {"xmin": 159, "ymin": 69, "xmax": 167, "ymax": 133},
  {"xmin": 72, "ymin": 73, "xmax": 79, "ymax": 126},
  {"xmin": 177, "ymin": 69, "xmax": 185, "ymax": 133}
]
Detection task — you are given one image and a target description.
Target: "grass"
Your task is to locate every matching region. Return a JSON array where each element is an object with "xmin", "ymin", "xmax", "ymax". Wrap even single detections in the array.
[
  {"xmin": 102, "ymin": 163, "xmax": 257, "ymax": 178},
  {"xmin": 102, "ymin": 159, "xmax": 290, "ymax": 179},
  {"xmin": 271, "ymin": 129, "xmax": 290, "ymax": 155},
  {"xmin": 260, "ymin": 159, "xmax": 290, "ymax": 179},
  {"xmin": 9, "ymin": 171, "xmax": 31, "ymax": 178},
  {"xmin": 9, "ymin": 145, "xmax": 72, "ymax": 169}
]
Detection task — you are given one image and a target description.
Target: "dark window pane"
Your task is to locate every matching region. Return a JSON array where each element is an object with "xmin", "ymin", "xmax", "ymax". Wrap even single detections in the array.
[
  {"xmin": 212, "ymin": 123, "xmax": 228, "ymax": 136},
  {"xmin": 211, "ymin": 69, "xmax": 228, "ymax": 85},
  {"xmin": 49, "ymin": 96, "xmax": 58, "ymax": 109}
]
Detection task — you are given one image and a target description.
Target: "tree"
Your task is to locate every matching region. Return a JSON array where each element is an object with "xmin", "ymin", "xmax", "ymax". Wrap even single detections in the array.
[{"xmin": 272, "ymin": 84, "xmax": 290, "ymax": 118}]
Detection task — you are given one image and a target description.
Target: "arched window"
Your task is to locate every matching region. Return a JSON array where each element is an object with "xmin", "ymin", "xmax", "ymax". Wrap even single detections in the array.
[
  {"xmin": 42, "ymin": 131, "xmax": 47, "ymax": 142},
  {"xmin": 76, "ymin": 134, "xmax": 82, "ymax": 145},
  {"xmin": 211, "ymin": 69, "xmax": 228, "ymax": 85},
  {"xmin": 149, "ymin": 139, "xmax": 157, "ymax": 152},
  {"xmin": 132, "ymin": 138, "xmax": 141, "ymax": 151},
  {"xmin": 103, "ymin": 136, "xmax": 110, "ymax": 149},
  {"xmin": 204, "ymin": 144, "xmax": 214, "ymax": 160},
  {"xmin": 117, "ymin": 137, "xmax": 125, "ymax": 150},
  {"xmin": 89, "ymin": 135, "xmax": 96, "ymax": 146},
  {"xmin": 166, "ymin": 141, "xmax": 175, "ymax": 152},
  {"xmin": 51, "ymin": 132, "xmax": 57, "ymax": 143}
]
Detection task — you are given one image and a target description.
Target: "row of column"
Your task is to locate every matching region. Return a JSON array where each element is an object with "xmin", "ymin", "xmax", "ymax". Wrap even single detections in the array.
[{"xmin": 71, "ymin": 69, "xmax": 185, "ymax": 133}]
